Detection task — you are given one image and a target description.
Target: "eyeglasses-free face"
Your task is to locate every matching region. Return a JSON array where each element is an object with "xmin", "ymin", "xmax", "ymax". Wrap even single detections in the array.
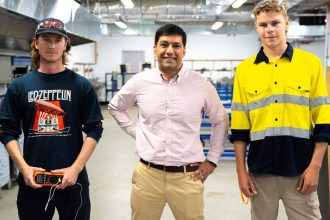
[
  {"xmin": 154, "ymin": 35, "xmax": 186, "ymax": 78},
  {"xmin": 255, "ymin": 11, "xmax": 288, "ymax": 50}
]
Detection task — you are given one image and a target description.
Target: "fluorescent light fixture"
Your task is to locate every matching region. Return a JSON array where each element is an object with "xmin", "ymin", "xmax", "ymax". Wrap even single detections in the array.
[
  {"xmin": 121, "ymin": 0, "xmax": 134, "ymax": 9},
  {"xmin": 211, "ymin": 21, "xmax": 224, "ymax": 30},
  {"xmin": 100, "ymin": 24, "xmax": 109, "ymax": 35},
  {"xmin": 124, "ymin": 29, "xmax": 137, "ymax": 35},
  {"xmin": 216, "ymin": 6, "xmax": 222, "ymax": 15},
  {"xmin": 115, "ymin": 21, "xmax": 127, "ymax": 29},
  {"xmin": 115, "ymin": 16, "xmax": 127, "ymax": 29},
  {"xmin": 232, "ymin": 0, "xmax": 247, "ymax": 9}
]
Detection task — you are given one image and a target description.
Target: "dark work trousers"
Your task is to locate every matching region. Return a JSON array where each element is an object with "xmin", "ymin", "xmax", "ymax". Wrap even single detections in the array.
[{"xmin": 17, "ymin": 186, "xmax": 90, "ymax": 220}]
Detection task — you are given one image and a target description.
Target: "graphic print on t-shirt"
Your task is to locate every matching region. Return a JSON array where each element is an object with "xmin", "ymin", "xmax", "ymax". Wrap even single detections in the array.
[{"xmin": 29, "ymin": 100, "xmax": 71, "ymax": 137}]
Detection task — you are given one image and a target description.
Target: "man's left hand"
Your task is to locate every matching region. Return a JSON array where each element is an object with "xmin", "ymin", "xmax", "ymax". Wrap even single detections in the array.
[
  {"xmin": 297, "ymin": 165, "xmax": 320, "ymax": 194},
  {"xmin": 191, "ymin": 160, "xmax": 216, "ymax": 183},
  {"xmin": 52, "ymin": 165, "xmax": 81, "ymax": 189}
]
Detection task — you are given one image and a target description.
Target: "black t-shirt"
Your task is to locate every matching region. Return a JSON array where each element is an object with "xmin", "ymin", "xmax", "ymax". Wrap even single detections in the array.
[{"xmin": 0, "ymin": 69, "xmax": 103, "ymax": 189}]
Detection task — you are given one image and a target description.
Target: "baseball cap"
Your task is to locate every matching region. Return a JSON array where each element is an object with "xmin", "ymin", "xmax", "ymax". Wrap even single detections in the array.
[{"xmin": 35, "ymin": 18, "xmax": 68, "ymax": 38}]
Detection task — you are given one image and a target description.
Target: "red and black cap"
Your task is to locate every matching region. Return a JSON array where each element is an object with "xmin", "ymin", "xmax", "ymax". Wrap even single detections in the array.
[{"xmin": 35, "ymin": 18, "xmax": 68, "ymax": 38}]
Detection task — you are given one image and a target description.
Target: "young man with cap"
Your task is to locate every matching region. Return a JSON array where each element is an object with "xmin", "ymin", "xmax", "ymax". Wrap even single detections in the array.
[
  {"xmin": 231, "ymin": 0, "xmax": 330, "ymax": 219},
  {"xmin": 0, "ymin": 18, "xmax": 103, "ymax": 219},
  {"xmin": 109, "ymin": 23, "xmax": 228, "ymax": 219}
]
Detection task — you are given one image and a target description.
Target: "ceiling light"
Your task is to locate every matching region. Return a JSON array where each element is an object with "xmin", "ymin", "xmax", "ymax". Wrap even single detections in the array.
[
  {"xmin": 100, "ymin": 24, "xmax": 109, "ymax": 35},
  {"xmin": 231, "ymin": 0, "xmax": 247, "ymax": 9},
  {"xmin": 115, "ymin": 16, "xmax": 127, "ymax": 29},
  {"xmin": 211, "ymin": 21, "xmax": 224, "ymax": 30},
  {"xmin": 115, "ymin": 21, "xmax": 127, "ymax": 29},
  {"xmin": 124, "ymin": 29, "xmax": 137, "ymax": 35},
  {"xmin": 121, "ymin": 0, "xmax": 134, "ymax": 9},
  {"xmin": 216, "ymin": 6, "xmax": 222, "ymax": 15}
]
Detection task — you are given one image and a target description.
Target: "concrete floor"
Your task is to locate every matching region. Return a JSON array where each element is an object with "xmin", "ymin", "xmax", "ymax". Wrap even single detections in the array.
[{"xmin": 0, "ymin": 106, "xmax": 287, "ymax": 219}]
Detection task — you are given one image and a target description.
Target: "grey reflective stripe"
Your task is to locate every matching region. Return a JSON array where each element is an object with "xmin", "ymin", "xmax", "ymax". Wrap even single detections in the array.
[
  {"xmin": 310, "ymin": 96, "xmax": 330, "ymax": 108},
  {"xmin": 284, "ymin": 95, "xmax": 309, "ymax": 106},
  {"xmin": 247, "ymin": 94, "xmax": 309, "ymax": 111},
  {"xmin": 250, "ymin": 127, "xmax": 310, "ymax": 141},
  {"xmin": 231, "ymin": 102, "xmax": 248, "ymax": 115},
  {"xmin": 248, "ymin": 96, "xmax": 271, "ymax": 111}
]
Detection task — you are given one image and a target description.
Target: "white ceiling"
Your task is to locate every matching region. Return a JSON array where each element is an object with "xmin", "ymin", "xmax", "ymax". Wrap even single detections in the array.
[{"xmin": 74, "ymin": 0, "xmax": 327, "ymax": 36}]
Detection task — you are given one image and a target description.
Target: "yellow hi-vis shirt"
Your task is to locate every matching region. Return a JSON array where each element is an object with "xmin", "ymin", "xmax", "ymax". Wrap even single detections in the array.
[{"xmin": 231, "ymin": 44, "xmax": 330, "ymax": 176}]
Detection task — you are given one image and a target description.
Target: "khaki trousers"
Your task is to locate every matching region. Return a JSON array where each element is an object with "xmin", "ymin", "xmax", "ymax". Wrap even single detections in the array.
[
  {"xmin": 251, "ymin": 175, "xmax": 321, "ymax": 220},
  {"xmin": 131, "ymin": 162, "xmax": 204, "ymax": 220}
]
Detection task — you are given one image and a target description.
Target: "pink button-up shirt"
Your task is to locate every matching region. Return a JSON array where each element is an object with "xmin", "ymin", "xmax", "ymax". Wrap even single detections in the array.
[{"xmin": 108, "ymin": 65, "xmax": 228, "ymax": 166}]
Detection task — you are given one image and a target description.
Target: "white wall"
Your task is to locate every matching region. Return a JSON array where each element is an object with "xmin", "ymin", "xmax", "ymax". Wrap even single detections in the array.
[
  {"xmin": 70, "ymin": 34, "xmax": 325, "ymax": 101},
  {"xmin": 291, "ymin": 40, "xmax": 325, "ymax": 65},
  {"xmin": 186, "ymin": 34, "xmax": 260, "ymax": 60},
  {"xmin": 95, "ymin": 36, "xmax": 155, "ymax": 77},
  {"xmin": 70, "ymin": 42, "xmax": 96, "ymax": 64}
]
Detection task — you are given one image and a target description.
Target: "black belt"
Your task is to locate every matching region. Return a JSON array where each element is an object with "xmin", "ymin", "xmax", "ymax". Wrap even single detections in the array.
[{"xmin": 140, "ymin": 158, "xmax": 198, "ymax": 172}]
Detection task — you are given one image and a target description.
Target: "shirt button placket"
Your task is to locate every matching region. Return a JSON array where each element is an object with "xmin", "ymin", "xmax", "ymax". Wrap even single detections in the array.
[
  {"xmin": 272, "ymin": 62, "xmax": 281, "ymax": 126},
  {"xmin": 164, "ymin": 83, "xmax": 170, "ymax": 156},
  {"xmin": 165, "ymin": 83, "xmax": 173, "ymax": 163}
]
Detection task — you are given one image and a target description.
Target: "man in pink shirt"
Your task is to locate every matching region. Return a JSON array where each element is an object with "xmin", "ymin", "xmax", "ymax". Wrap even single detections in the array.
[{"xmin": 109, "ymin": 24, "xmax": 228, "ymax": 219}]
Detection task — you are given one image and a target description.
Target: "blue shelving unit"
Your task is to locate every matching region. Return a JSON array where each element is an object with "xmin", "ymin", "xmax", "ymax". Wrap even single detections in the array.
[{"xmin": 201, "ymin": 82, "xmax": 235, "ymax": 160}]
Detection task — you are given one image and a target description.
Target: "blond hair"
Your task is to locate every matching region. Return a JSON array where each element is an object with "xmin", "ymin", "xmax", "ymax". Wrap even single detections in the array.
[
  {"xmin": 253, "ymin": 0, "xmax": 289, "ymax": 17},
  {"xmin": 30, "ymin": 36, "xmax": 71, "ymax": 70}
]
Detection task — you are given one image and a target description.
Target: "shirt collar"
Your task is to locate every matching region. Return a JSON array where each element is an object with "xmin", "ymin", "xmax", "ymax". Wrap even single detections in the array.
[
  {"xmin": 156, "ymin": 64, "xmax": 186, "ymax": 83},
  {"xmin": 254, "ymin": 42, "xmax": 293, "ymax": 64}
]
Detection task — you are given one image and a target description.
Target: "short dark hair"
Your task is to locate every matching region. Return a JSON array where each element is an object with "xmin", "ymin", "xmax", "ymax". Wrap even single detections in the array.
[{"xmin": 154, "ymin": 24, "xmax": 187, "ymax": 47}]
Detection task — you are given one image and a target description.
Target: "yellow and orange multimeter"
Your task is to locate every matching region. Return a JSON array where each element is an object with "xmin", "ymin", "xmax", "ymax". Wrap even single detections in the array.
[{"xmin": 33, "ymin": 171, "xmax": 64, "ymax": 187}]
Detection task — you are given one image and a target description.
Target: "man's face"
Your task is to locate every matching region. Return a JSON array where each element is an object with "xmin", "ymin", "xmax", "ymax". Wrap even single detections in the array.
[
  {"xmin": 35, "ymin": 33, "xmax": 67, "ymax": 64},
  {"xmin": 154, "ymin": 35, "xmax": 186, "ymax": 74},
  {"xmin": 255, "ymin": 11, "xmax": 288, "ymax": 49}
]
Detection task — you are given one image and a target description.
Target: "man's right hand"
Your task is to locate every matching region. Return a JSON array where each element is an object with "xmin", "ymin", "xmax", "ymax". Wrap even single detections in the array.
[
  {"xmin": 21, "ymin": 166, "xmax": 45, "ymax": 189},
  {"xmin": 5, "ymin": 140, "xmax": 44, "ymax": 189},
  {"xmin": 237, "ymin": 170, "xmax": 257, "ymax": 197}
]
